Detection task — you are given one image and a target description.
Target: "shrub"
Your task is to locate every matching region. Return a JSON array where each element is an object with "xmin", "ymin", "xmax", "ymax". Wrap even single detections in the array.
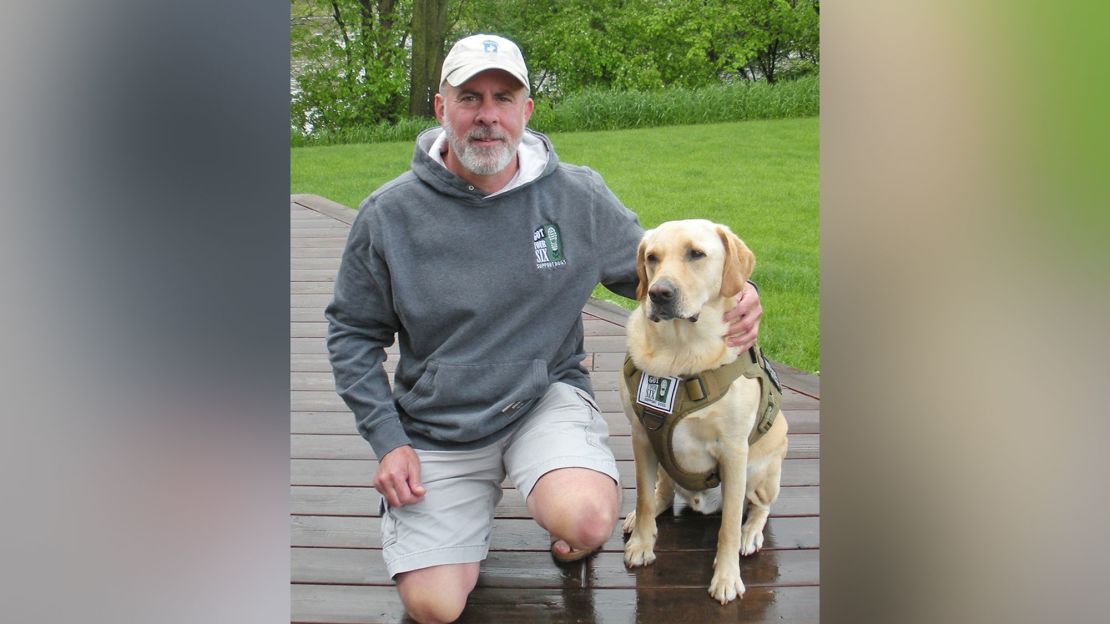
[{"xmin": 289, "ymin": 75, "xmax": 818, "ymax": 147}]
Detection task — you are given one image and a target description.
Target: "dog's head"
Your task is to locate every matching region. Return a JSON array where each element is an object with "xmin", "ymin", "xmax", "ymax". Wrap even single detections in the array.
[{"xmin": 635, "ymin": 219, "xmax": 754, "ymax": 323}]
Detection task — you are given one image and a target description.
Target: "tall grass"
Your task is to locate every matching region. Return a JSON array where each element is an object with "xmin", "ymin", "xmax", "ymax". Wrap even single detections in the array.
[
  {"xmin": 292, "ymin": 117, "xmax": 441, "ymax": 148},
  {"xmin": 290, "ymin": 75, "xmax": 818, "ymax": 147},
  {"xmin": 530, "ymin": 75, "xmax": 818, "ymax": 133}
]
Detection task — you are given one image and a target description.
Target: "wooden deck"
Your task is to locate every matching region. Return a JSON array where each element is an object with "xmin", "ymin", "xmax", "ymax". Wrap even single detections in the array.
[{"xmin": 291, "ymin": 195, "xmax": 820, "ymax": 623}]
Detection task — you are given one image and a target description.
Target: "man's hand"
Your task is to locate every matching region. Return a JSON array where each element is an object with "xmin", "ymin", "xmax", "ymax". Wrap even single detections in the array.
[
  {"xmin": 723, "ymin": 281, "xmax": 762, "ymax": 352},
  {"xmin": 374, "ymin": 445, "xmax": 427, "ymax": 507}
]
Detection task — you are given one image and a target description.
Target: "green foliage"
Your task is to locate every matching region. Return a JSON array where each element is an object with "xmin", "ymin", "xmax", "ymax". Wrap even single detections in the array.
[
  {"xmin": 738, "ymin": 0, "xmax": 820, "ymax": 82},
  {"xmin": 291, "ymin": 0, "xmax": 820, "ymax": 136},
  {"xmin": 529, "ymin": 75, "xmax": 818, "ymax": 133},
  {"xmin": 290, "ymin": 118, "xmax": 820, "ymax": 371},
  {"xmin": 290, "ymin": 75, "xmax": 817, "ymax": 147},
  {"xmin": 290, "ymin": 0, "xmax": 412, "ymax": 133},
  {"xmin": 291, "ymin": 116, "xmax": 440, "ymax": 147},
  {"xmin": 456, "ymin": 0, "xmax": 769, "ymax": 93}
]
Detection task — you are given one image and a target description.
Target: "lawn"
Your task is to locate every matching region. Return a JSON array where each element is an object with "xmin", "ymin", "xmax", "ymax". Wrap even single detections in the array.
[{"xmin": 291, "ymin": 117, "xmax": 819, "ymax": 372}]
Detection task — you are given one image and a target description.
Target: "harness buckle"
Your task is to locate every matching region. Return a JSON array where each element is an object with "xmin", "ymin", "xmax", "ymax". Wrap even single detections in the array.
[
  {"xmin": 758, "ymin": 401, "xmax": 777, "ymax": 433},
  {"xmin": 641, "ymin": 408, "xmax": 666, "ymax": 432},
  {"xmin": 685, "ymin": 376, "xmax": 708, "ymax": 402}
]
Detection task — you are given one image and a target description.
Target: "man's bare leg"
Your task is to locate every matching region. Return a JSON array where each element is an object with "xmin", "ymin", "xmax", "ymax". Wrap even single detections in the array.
[
  {"xmin": 395, "ymin": 562, "xmax": 480, "ymax": 624},
  {"xmin": 528, "ymin": 467, "xmax": 620, "ymax": 558}
]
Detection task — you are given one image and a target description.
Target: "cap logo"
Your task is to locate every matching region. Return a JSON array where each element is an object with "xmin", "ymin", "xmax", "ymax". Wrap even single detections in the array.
[{"xmin": 483, "ymin": 39, "xmax": 498, "ymax": 54}]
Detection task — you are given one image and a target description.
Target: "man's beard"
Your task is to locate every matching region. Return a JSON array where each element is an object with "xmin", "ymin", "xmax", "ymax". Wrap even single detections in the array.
[{"xmin": 443, "ymin": 119, "xmax": 519, "ymax": 176}]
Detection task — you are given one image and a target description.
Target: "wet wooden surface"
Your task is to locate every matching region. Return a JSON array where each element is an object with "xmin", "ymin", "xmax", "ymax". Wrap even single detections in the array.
[{"xmin": 290, "ymin": 195, "xmax": 820, "ymax": 623}]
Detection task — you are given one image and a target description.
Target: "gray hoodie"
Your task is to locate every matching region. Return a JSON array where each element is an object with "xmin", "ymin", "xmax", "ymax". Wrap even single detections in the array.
[{"xmin": 325, "ymin": 128, "xmax": 644, "ymax": 458}]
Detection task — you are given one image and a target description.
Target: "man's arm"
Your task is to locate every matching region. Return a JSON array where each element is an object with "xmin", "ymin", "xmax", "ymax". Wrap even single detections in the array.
[{"xmin": 325, "ymin": 207, "xmax": 425, "ymax": 506}]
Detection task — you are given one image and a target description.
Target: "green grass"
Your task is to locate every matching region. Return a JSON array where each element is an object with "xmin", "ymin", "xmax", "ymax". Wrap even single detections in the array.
[{"xmin": 291, "ymin": 117, "xmax": 819, "ymax": 372}]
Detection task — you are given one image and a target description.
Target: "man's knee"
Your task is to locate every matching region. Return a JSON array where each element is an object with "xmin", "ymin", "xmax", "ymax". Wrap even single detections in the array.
[
  {"xmin": 531, "ymin": 468, "xmax": 620, "ymax": 546},
  {"xmin": 396, "ymin": 563, "xmax": 478, "ymax": 624},
  {"xmin": 575, "ymin": 494, "xmax": 620, "ymax": 545}
]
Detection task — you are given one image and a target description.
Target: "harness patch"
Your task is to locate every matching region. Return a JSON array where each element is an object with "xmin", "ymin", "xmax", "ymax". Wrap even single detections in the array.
[{"xmin": 635, "ymin": 374, "xmax": 682, "ymax": 414}]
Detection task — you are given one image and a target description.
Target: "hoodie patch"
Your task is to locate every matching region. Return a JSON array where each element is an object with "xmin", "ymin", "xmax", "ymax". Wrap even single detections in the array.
[{"xmin": 533, "ymin": 223, "xmax": 567, "ymax": 269}]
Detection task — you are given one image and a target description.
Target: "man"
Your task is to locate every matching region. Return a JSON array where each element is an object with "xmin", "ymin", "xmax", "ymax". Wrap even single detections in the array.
[{"xmin": 325, "ymin": 34, "xmax": 762, "ymax": 624}]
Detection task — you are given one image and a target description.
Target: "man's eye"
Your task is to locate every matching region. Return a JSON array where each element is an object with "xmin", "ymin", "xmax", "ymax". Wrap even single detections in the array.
[{"xmin": 688, "ymin": 249, "xmax": 706, "ymax": 260}]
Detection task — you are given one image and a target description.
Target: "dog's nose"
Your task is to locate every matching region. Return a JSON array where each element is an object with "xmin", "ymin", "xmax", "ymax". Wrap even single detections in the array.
[{"xmin": 648, "ymin": 281, "xmax": 676, "ymax": 305}]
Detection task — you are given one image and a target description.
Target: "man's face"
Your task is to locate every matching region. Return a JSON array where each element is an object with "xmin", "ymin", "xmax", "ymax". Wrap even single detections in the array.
[{"xmin": 435, "ymin": 70, "xmax": 534, "ymax": 176}]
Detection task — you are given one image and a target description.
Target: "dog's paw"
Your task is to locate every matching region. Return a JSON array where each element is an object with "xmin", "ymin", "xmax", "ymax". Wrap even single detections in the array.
[
  {"xmin": 621, "ymin": 510, "xmax": 637, "ymax": 534},
  {"xmin": 623, "ymin": 536, "xmax": 657, "ymax": 568},
  {"xmin": 740, "ymin": 527, "xmax": 764, "ymax": 556},
  {"xmin": 708, "ymin": 564, "xmax": 745, "ymax": 605}
]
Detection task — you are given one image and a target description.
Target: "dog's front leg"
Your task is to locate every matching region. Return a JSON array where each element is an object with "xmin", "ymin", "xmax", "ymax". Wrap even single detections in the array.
[
  {"xmin": 708, "ymin": 446, "xmax": 748, "ymax": 604},
  {"xmin": 624, "ymin": 427, "xmax": 660, "ymax": 568}
]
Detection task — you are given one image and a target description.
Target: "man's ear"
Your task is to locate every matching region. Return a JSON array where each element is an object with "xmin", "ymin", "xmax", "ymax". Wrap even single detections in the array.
[
  {"xmin": 717, "ymin": 225, "xmax": 754, "ymax": 298},
  {"xmin": 635, "ymin": 237, "xmax": 650, "ymax": 301},
  {"xmin": 433, "ymin": 91, "xmax": 446, "ymax": 124}
]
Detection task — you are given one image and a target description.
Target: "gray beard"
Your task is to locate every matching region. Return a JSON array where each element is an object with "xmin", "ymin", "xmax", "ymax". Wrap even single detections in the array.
[{"xmin": 442, "ymin": 120, "xmax": 519, "ymax": 176}]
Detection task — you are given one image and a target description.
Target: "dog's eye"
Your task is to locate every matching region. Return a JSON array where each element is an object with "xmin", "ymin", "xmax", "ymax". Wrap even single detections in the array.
[
  {"xmin": 687, "ymin": 248, "xmax": 706, "ymax": 260},
  {"xmin": 645, "ymin": 253, "xmax": 658, "ymax": 264}
]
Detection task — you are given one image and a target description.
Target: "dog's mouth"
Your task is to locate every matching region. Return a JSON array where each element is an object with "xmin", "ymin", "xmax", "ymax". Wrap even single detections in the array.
[{"xmin": 647, "ymin": 308, "xmax": 700, "ymax": 323}]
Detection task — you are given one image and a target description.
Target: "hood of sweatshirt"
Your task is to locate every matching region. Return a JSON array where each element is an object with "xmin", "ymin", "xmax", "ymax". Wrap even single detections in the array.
[{"xmin": 410, "ymin": 127, "xmax": 560, "ymax": 202}]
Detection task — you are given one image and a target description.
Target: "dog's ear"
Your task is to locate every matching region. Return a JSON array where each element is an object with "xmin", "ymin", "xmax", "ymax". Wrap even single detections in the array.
[
  {"xmin": 718, "ymin": 225, "xmax": 754, "ymax": 298},
  {"xmin": 635, "ymin": 236, "xmax": 650, "ymax": 301}
]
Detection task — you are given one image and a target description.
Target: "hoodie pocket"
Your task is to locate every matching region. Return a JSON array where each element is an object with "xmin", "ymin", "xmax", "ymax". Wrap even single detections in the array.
[{"xmin": 398, "ymin": 359, "xmax": 549, "ymax": 439}]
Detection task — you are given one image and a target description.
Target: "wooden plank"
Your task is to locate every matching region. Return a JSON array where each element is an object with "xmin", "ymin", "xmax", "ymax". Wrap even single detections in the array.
[
  {"xmin": 292, "ymin": 228, "xmax": 354, "ymax": 238},
  {"xmin": 291, "ymin": 374, "xmax": 340, "ymax": 393},
  {"xmin": 291, "ymin": 354, "xmax": 337, "ymax": 372},
  {"xmin": 582, "ymin": 318, "xmax": 627, "ymax": 336},
  {"xmin": 292, "ymin": 282, "xmax": 339, "ymax": 295},
  {"xmin": 292, "ymin": 548, "xmax": 818, "ymax": 589},
  {"xmin": 291, "ymin": 237, "xmax": 348, "ymax": 248},
  {"xmin": 291, "ymin": 258, "xmax": 342, "ymax": 270},
  {"xmin": 292, "ymin": 584, "xmax": 819, "ymax": 624},
  {"xmin": 583, "ymin": 335, "xmax": 629, "ymax": 352},
  {"xmin": 292, "ymin": 515, "xmax": 819, "ymax": 551},
  {"xmin": 291, "ymin": 309, "xmax": 327, "ymax": 323},
  {"xmin": 291, "ymin": 457, "xmax": 819, "ymax": 488},
  {"xmin": 291, "ymin": 339, "xmax": 329, "ymax": 355},
  {"xmin": 292, "ymin": 294, "xmax": 334, "ymax": 308},
  {"xmin": 582, "ymin": 298, "xmax": 634, "ymax": 325},
  {"xmin": 291, "ymin": 323, "xmax": 328, "ymax": 338},
  {"xmin": 292, "ymin": 194, "xmax": 357, "ymax": 224},
  {"xmin": 291, "ymin": 247, "xmax": 345, "ymax": 259},
  {"xmin": 290, "ymin": 220, "xmax": 347, "ymax": 228},
  {"xmin": 290, "ymin": 484, "xmax": 818, "ymax": 518},
  {"xmin": 291, "ymin": 269, "xmax": 338, "ymax": 282},
  {"xmin": 290, "ymin": 432, "xmax": 819, "ymax": 461}
]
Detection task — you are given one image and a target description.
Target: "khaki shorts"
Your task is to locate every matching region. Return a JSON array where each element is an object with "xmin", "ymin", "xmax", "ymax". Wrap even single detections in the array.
[{"xmin": 380, "ymin": 382, "xmax": 619, "ymax": 577}]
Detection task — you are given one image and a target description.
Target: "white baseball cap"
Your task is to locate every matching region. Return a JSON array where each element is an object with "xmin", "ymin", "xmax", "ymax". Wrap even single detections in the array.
[{"xmin": 440, "ymin": 34, "xmax": 529, "ymax": 90}]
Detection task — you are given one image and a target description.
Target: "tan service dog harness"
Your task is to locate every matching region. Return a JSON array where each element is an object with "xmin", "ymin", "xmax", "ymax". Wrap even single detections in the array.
[{"xmin": 622, "ymin": 344, "xmax": 783, "ymax": 492}]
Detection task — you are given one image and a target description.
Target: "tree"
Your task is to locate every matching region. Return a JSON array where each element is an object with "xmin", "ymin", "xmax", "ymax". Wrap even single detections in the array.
[
  {"xmin": 290, "ymin": 0, "xmax": 820, "ymax": 135},
  {"xmin": 409, "ymin": 0, "xmax": 450, "ymax": 117},
  {"xmin": 290, "ymin": 0, "xmax": 412, "ymax": 132},
  {"xmin": 738, "ymin": 0, "xmax": 820, "ymax": 84}
]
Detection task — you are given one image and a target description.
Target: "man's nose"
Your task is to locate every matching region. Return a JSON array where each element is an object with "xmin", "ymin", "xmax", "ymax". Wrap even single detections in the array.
[{"xmin": 475, "ymin": 98, "xmax": 499, "ymax": 124}]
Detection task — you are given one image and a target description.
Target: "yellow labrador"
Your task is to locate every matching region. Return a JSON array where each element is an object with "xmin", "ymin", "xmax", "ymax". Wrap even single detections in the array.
[{"xmin": 620, "ymin": 219, "xmax": 789, "ymax": 604}]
